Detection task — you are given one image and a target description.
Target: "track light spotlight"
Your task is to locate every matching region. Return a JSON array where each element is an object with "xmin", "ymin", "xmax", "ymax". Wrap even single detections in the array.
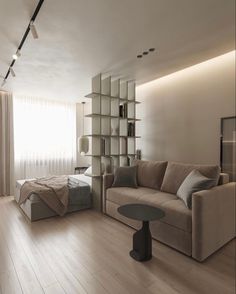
[
  {"xmin": 10, "ymin": 67, "xmax": 16, "ymax": 77},
  {"xmin": 30, "ymin": 21, "xmax": 38, "ymax": 39},
  {"xmin": 13, "ymin": 49, "xmax": 21, "ymax": 60},
  {"xmin": 1, "ymin": 79, "xmax": 6, "ymax": 87}
]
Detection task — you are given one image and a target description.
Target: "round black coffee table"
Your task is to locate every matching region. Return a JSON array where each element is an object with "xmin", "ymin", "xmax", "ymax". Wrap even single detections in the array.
[{"xmin": 118, "ymin": 204, "xmax": 165, "ymax": 262}]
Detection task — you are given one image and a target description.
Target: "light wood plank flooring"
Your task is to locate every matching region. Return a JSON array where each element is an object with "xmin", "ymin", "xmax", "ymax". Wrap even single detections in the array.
[{"xmin": 0, "ymin": 196, "xmax": 235, "ymax": 294}]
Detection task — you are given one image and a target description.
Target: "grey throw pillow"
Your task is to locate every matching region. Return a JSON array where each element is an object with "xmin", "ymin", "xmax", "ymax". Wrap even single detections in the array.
[
  {"xmin": 177, "ymin": 169, "xmax": 216, "ymax": 209},
  {"xmin": 112, "ymin": 166, "xmax": 138, "ymax": 188}
]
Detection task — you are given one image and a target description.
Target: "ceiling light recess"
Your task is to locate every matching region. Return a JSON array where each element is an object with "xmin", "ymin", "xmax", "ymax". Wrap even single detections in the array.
[{"xmin": 137, "ymin": 47, "xmax": 156, "ymax": 59}]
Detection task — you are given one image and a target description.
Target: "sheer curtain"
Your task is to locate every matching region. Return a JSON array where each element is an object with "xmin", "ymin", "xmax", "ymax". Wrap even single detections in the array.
[
  {"xmin": 0, "ymin": 91, "xmax": 14, "ymax": 196},
  {"xmin": 13, "ymin": 96, "xmax": 76, "ymax": 180}
]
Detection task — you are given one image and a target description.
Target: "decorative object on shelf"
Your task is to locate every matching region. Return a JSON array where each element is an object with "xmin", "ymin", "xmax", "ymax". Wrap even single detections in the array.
[
  {"xmin": 128, "ymin": 122, "xmax": 135, "ymax": 136},
  {"xmin": 136, "ymin": 149, "xmax": 142, "ymax": 160},
  {"xmin": 220, "ymin": 116, "xmax": 236, "ymax": 181},
  {"xmin": 78, "ymin": 102, "xmax": 89, "ymax": 155}
]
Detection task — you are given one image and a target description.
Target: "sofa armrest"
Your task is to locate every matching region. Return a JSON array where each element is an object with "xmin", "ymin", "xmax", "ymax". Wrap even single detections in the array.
[
  {"xmin": 192, "ymin": 182, "xmax": 236, "ymax": 261},
  {"xmin": 218, "ymin": 173, "xmax": 229, "ymax": 185},
  {"xmin": 102, "ymin": 174, "xmax": 114, "ymax": 213}
]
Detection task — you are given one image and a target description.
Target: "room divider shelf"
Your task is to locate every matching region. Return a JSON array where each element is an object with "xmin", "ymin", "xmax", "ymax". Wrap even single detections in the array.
[{"xmin": 85, "ymin": 73, "xmax": 141, "ymax": 211}]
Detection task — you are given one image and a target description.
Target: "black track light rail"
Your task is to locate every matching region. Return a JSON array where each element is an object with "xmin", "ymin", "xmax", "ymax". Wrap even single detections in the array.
[{"xmin": 3, "ymin": 0, "xmax": 44, "ymax": 81}]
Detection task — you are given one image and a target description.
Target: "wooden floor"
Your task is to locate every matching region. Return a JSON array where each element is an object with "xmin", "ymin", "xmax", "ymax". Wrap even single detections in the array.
[{"xmin": 0, "ymin": 197, "xmax": 235, "ymax": 294}]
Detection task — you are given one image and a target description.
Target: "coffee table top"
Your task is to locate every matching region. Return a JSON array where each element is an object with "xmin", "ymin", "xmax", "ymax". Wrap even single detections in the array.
[{"xmin": 118, "ymin": 204, "xmax": 165, "ymax": 222}]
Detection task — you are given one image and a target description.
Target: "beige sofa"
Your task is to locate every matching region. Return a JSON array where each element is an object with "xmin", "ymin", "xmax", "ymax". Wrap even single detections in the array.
[{"xmin": 103, "ymin": 160, "xmax": 236, "ymax": 262}]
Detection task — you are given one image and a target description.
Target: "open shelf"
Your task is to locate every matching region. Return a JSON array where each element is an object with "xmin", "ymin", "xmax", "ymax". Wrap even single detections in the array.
[
  {"xmin": 85, "ymin": 92, "xmax": 141, "ymax": 104},
  {"xmin": 85, "ymin": 114, "xmax": 119, "ymax": 119},
  {"xmin": 86, "ymin": 114, "xmax": 141, "ymax": 121},
  {"xmin": 85, "ymin": 174, "xmax": 101, "ymax": 178},
  {"xmin": 85, "ymin": 134, "xmax": 141, "ymax": 138}
]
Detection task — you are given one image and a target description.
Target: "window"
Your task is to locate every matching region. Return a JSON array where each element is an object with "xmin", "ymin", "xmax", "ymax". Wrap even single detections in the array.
[{"xmin": 13, "ymin": 96, "xmax": 76, "ymax": 179}]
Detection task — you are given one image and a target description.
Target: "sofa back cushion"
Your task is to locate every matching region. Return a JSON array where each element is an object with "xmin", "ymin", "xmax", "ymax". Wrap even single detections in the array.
[
  {"xmin": 161, "ymin": 162, "xmax": 220, "ymax": 194},
  {"xmin": 133, "ymin": 159, "xmax": 167, "ymax": 190}
]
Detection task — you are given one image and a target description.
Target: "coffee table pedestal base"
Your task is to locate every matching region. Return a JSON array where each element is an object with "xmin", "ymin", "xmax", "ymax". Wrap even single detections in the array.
[{"xmin": 130, "ymin": 221, "xmax": 152, "ymax": 262}]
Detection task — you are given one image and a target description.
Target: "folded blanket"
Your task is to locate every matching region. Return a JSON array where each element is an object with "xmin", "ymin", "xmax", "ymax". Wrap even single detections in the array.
[{"xmin": 19, "ymin": 176, "xmax": 69, "ymax": 216}]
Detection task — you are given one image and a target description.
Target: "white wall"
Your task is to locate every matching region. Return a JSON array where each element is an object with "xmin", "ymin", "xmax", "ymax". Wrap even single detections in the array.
[{"xmin": 136, "ymin": 51, "xmax": 235, "ymax": 165}]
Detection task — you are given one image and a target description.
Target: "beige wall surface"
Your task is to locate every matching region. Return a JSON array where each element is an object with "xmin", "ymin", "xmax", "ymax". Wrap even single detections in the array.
[{"xmin": 136, "ymin": 51, "xmax": 235, "ymax": 165}]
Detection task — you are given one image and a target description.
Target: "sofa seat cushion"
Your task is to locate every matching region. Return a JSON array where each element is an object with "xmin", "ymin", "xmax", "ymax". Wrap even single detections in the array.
[
  {"xmin": 133, "ymin": 159, "xmax": 167, "ymax": 189},
  {"xmin": 138, "ymin": 192, "xmax": 192, "ymax": 232},
  {"xmin": 139, "ymin": 191, "xmax": 177, "ymax": 206},
  {"xmin": 160, "ymin": 199, "xmax": 192, "ymax": 232},
  {"xmin": 106, "ymin": 187, "xmax": 157, "ymax": 206},
  {"xmin": 107, "ymin": 188, "xmax": 192, "ymax": 232},
  {"xmin": 161, "ymin": 162, "xmax": 220, "ymax": 194}
]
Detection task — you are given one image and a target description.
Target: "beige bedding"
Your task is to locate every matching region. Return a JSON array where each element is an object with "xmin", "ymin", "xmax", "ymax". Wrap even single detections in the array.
[{"xmin": 19, "ymin": 176, "xmax": 69, "ymax": 216}]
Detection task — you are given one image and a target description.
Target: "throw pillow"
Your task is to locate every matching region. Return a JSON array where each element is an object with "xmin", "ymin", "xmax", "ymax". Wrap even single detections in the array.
[
  {"xmin": 112, "ymin": 166, "xmax": 138, "ymax": 188},
  {"xmin": 84, "ymin": 166, "xmax": 92, "ymax": 176},
  {"xmin": 177, "ymin": 169, "xmax": 216, "ymax": 209},
  {"xmin": 132, "ymin": 159, "xmax": 167, "ymax": 190}
]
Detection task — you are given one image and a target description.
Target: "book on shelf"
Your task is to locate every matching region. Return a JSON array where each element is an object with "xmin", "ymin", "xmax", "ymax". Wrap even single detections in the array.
[
  {"xmin": 123, "ymin": 103, "xmax": 128, "ymax": 118},
  {"xmin": 119, "ymin": 105, "xmax": 123, "ymax": 118},
  {"xmin": 101, "ymin": 137, "xmax": 110, "ymax": 156}
]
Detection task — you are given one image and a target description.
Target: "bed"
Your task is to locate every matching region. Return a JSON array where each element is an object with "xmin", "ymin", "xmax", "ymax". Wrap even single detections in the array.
[{"xmin": 15, "ymin": 174, "xmax": 92, "ymax": 221}]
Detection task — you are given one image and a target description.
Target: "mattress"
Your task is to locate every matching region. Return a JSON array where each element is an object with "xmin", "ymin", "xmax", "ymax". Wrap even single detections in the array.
[
  {"xmin": 15, "ymin": 174, "xmax": 92, "ymax": 203},
  {"xmin": 15, "ymin": 174, "xmax": 92, "ymax": 221}
]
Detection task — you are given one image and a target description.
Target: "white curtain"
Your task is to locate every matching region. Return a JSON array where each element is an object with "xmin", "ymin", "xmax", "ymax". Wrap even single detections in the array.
[
  {"xmin": 0, "ymin": 91, "xmax": 14, "ymax": 196},
  {"xmin": 13, "ymin": 96, "xmax": 76, "ymax": 180}
]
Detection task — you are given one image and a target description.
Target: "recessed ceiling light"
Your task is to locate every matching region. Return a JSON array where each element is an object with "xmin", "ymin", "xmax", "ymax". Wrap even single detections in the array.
[
  {"xmin": 137, "ymin": 55, "xmax": 143, "ymax": 58},
  {"xmin": 143, "ymin": 51, "xmax": 149, "ymax": 55},
  {"xmin": 149, "ymin": 48, "xmax": 155, "ymax": 52}
]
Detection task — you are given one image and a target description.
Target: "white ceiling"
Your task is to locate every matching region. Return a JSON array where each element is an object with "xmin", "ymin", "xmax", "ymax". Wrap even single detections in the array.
[{"xmin": 0, "ymin": 0, "xmax": 235, "ymax": 101}]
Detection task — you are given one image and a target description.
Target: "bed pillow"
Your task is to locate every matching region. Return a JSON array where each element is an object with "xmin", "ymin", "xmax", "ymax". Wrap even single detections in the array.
[
  {"xmin": 177, "ymin": 169, "xmax": 216, "ymax": 209},
  {"xmin": 84, "ymin": 166, "xmax": 92, "ymax": 176},
  {"xmin": 112, "ymin": 166, "xmax": 138, "ymax": 188}
]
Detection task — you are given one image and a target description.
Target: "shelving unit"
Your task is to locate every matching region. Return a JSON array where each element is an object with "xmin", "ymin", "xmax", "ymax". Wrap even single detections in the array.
[{"xmin": 85, "ymin": 73, "xmax": 141, "ymax": 210}]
